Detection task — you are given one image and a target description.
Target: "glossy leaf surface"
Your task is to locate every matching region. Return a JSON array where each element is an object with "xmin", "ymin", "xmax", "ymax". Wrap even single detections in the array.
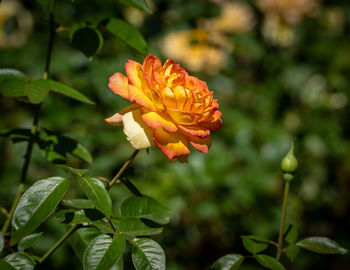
[
  {"xmin": 105, "ymin": 18, "xmax": 148, "ymax": 55},
  {"xmin": 18, "ymin": 232, "xmax": 43, "ymax": 251},
  {"xmin": 131, "ymin": 238, "xmax": 166, "ymax": 270},
  {"xmin": 211, "ymin": 254, "xmax": 244, "ymax": 270},
  {"xmin": 83, "ymin": 234, "xmax": 125, "ymax": 270},
  {"xmin": 78, "ymin": 177, "xmax": 112, "ymax": 217},
  {"xmin": 255, "ymin": 254, "xmax": 285, "ymax": 270},
  {"xmin": 121, "ymin": 196, "xmax": 170, "ymax": 225},
  {"xmin": 296, "ymin": 237, "xmax": 348, "ymax": 254},
  {"xmin": 11, "ymin": 177, "xmax": 69, "ymax": 244}
]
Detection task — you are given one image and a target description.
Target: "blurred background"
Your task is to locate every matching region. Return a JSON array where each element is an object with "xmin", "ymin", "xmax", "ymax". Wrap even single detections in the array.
[{"xmin": 1, "ymin": 0, "xmax": 350, "ymax": 269}]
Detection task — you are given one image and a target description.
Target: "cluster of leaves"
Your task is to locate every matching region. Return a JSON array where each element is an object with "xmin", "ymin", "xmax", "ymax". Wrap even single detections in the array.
[
  {"xmin": 211, "ymin": 225, "xmax": 347, "ymax": 270},
  {"xmin": 0, "ymin": 175, "xmax": 170, "ymax": 270}
]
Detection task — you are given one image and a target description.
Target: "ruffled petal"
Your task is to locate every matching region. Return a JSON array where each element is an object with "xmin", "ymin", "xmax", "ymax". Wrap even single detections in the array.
[
  {"xmin": 199, "ymin": 118, "xmax": 222, "ymax": 131},
  {"xmin": 154, "ymin": 129, "xmax": 190, "ymax": 160},
  {"xmin": 129, "ymin": 85, "xmax": 157, "ymax": 111},
  {"xmin": 178, "ymin": 124, "xmax": 211, "ymax": 138},
  {"xmin": 108, "ymin": 73, "xmax": 130, "ymax": 100},
  {"xmin": 125, "ymin": 60, "xmax": 142, "ymax": 88},
  {"xmin": 141, "ymin": 109, "xmax": 178, "ymax": 133},
  {"xmin": 187, "ymin": 135, "xmax": 212, "ymax": 153},
  {"xmin": 105, "ymin": 104, "xmax": 140, "ymax": 126}
]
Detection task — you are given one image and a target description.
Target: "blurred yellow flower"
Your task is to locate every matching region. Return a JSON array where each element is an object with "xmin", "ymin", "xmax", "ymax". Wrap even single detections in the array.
[
  {"xmin": 201, "ymin": 1, "xmax": 255, "ymax": 34},
  {"xmin": 256, "ymin": 0, "xmax": 319, "ymax": 25},
  {"xmin": 0, "ymin": 0, "xmax": 33, "ymax": 49},
  {"xmin": 256, "ymin": 0, "xmax": 319, "ymax": 46},
  {"xmin": 161, "ymin": 29, "xmax": 228, "ymax": 74}
]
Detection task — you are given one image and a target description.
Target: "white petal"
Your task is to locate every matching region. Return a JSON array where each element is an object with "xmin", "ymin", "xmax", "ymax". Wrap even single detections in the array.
[{"xmin": 122, "ymin": 109, "xmax": 154, "ymax": 150}]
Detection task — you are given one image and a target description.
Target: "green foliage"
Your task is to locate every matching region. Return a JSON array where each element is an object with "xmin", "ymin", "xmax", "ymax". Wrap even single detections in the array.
[
  {"xmin": 131, "ymin": 238, "xmax": 166, "ymax": 270},
  {"xmin": 0, "ymin": 260, "xmax": 15, "ymax": 270},
  {"xmin": 284, "ymin": 225, "xmax": 298, "ymax": 244},
  {"xmin": 3, "ymin": 252, "xmax": 36, "ymax": 270},
  {"xmin": 10, "ymin": 177, "xmax": 69, "ymax": 245},
  {"xmin": 18, "ymin": 233, "xmax": 43, "ymax": 251},
  {"xmin": 241, "ymin": 236, "xmax": 269, "ymax": 254},
  {"xmin": 0, "ymin": 69, "xmax": 28, "ymax": 97},
  {"xmin": 70, "ymin": 25, "xmax": 104, "ymax": 58},
  {"xmin": 83, "ymin": 234, "xmax": 125, "ymax": 270},
  {"xmin": 78, "ymin": 177, "xmax": 112, "ymax": 217},
  {"xmin": 284, "ymin": 245, "xmax": 300, "ymax": 262},
  {"xmin": 296, "ymin": 237, "xmax": 348, "ymax": 255},
  {"xmin": 119, "ymin": 0, "xmax": 152, "ymax": 14},
  {"xmin": 118, "ymin": 217, "xmax": 163, "ymax": 237},
  {"xmin": 121, "ymin": 196, "xmax": 170, "ymax": 225},
  {"xmin": 211, "ymin": 254, "xmax": 244, "ymax": 270},
  {"xmin": 105, "ymin": 18, "xmax": 148, "ymax": 55},
  {"xmin": 255, "ymin": 255, "xmax": 285, "ymax": 270},
  {"xmin": 69, "ymin": 227, "xmax": 102, "ymax": 261},
  {"xmin": 62, "ymin": 199, "xmax": 94, "ymax": 209},
  {"xmin": 55, "ymin": 209, "xmax": 105, "ymax": 225}
]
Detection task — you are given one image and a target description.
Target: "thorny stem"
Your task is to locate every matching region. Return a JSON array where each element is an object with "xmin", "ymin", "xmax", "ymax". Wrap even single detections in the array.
[
  {"xmin": 38, "ymin": 224, "xmax": 82, "ymax": 264},
  {"xmin": 276, "ymin": 181, "xmax": 290, "ymax": 260},
  {"xmin": 1, "ymin": 184, "xmax": 24, "ymax": 235},
  {"xmin": 107, "ymin": 150, "xmax": 140, "ymax": 190}
]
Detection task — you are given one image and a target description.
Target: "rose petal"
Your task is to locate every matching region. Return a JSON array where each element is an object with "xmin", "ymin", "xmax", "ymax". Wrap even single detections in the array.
[
  {"xmin": 129, "ymin": 84, "xmax": 157, "ymax": 111},
  {"xmin": 199, "ymin": 118, "xmax": 222, "ymax": 130},
  {"xmin": 108, "ymin": 73, "xmax": 130, "ymax": 100},
  {"xmin": 154, "ymin": 129, "xmax": 190, "ymax": 160},
  {"xmin": 141, "ymin": 109, "xmax": 178, "ymax": 133},
  {"xmin": 125, "ymin": 60, "xmax": 142, "ymax": 88},
  {"xmin": 105, "ymin": 104, "xmax": 140, "ymax": 125},
  {"xmin": 187, "ymin": 134, "xmax": 212, "ymax": 153},
  {"xmin": 178, "ymin": 124, "xmax": 211, "ymax": 138},
  {"xmin": 122, "ymin": 109, "xmax": 154, "ymax": 150}
]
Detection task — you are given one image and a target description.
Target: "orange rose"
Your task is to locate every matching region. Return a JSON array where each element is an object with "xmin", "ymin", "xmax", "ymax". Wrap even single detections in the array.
[{"xmin": 105, "ymin": 55, "xmax": 222, "ymax": 162}]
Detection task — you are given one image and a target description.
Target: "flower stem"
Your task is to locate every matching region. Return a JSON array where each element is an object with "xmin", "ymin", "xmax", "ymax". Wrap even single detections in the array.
[
  {"xmin": 20, "ymin": 0, "xmax": 56, "ymax": 183},
  {"xmin": 38, "ymin": 224, "xmax": 81, "ymax": 264},
  {"xmin": 1, "ymin": 184, "xmax": 24, "ymax": 235},
  {"xmin": 107, "ymin": 150, "xmax": 140, "ymax": 190},
  {"xmin": 276, "ymin": 181, "xmax": 290, "ymax": 260}
]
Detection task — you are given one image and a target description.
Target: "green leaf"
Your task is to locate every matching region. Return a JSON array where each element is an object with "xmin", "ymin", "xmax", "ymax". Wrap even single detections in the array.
[
  {"xmin": 0, "ymin": 128, "xmax": 31, "ymax": 143},
  {"xmin": 241, "ymin": 236, "xmax": 268, "ymax": 254},
  {"xmin": 83, "ymin": 234, "xmax": 125, "ymax": 270},
  {"xmin": 70, "ymin": 25, "xmax": 104, "ymax": 57},
  {"xmin": 0, "ymin": 232, "xmax": 4, "ymax": 253},
  {"xmin": 118, "ymin": 0, "xmax": 152, "ymax": 14},
  {"xmin": 78, "ymin": 177, "xmax": 112, "ymax": 217},
  {"xmin": 18, "ymin": 232, "xmax": 43, "ymax": 251},
  {"xmin": 120, "ymin": 178, "xmax": 142, "ymax": 196},
  {"xmin": 56, "ymin": 165, "xmax": 89, "ymax": 176},
  {"xmin": 69, "ymin": 227, "xmax": 102, "ymax": 261},
  {"xmin": 11, "ymin": 177, "xmax": 70, "ymax": 245},
  {"xmin": 296, "ymin": 237, "xmax": 348, "ymax": 255},
  {"xmin": 118, "ymin": 217, "xmax": 163, "ymax": 237},
  {"xmin": 56, "ymin": 209, "xmax": 105, "ymax": 225},
  {"xmin": 255, "ymin": 255, "xmax": 286, "ymax": 270},
  {"xmin": 284, "ymin": 225, "xmax": 298, "ymax": 244},
  {"xmin": 131, "ymin": 238, "xmax": 166, "ymax": 270},
  {"xmin": 4, "ymin": 252, "xmax": 36, "ymax": 270},
  {"xmin": 38, "ymin": 128, "xmax": 93, "ymax": 164},
  {"xmin": 121, "ymin": 196, "xmax": 170, "ymax": 225},
  {"xmin": 0, "ymin": 260, "xmax": 16, "ymax": 270},
  {"xmin": 211, "ymin": 254, "xmax": 244, "ymax": 270},
  {"xmin": 35, "ymin": 0, "xmax": 49, "ymax": 7},
  {"xmin": 0, "ymin": 69, "xmax": 28, "ymax": 97},
  {"xmin": 105, "ymin": 18, "xmax": 148, "ymax": 55},
  {"xmin": 26, "ymin": 79, "xmax": 50, "ymax": 104},
  {"xmin": 47, "ymin": 79, "xmax": 95, "ymax": 104},
  {"xmin": 285, "ymin": 245, "xmax": 300, "ymax": 262},
  {"xmin": 62, "ymin": 199, "xmax": 95, "ymax": 209}
]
